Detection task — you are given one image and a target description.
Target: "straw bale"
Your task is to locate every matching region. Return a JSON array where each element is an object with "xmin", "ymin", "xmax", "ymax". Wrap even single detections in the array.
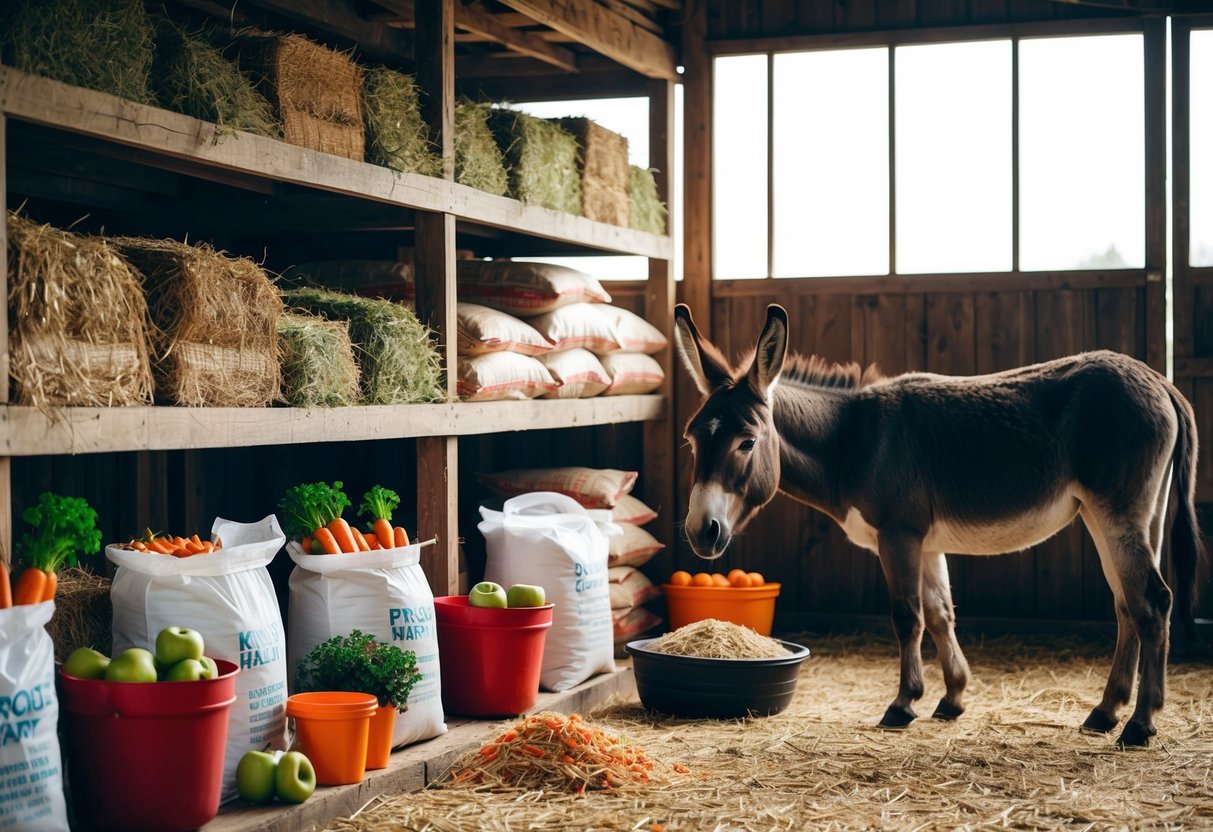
[
  {"xmin": 7, "ymin": 213, "xmax": 154, "ymax": 407},
  {"xmin": 561, "ymin": 118, "xmax": 630, "ymax": 226},
  {"xmin": 1, "ymin": 0, "xmax": 155, "ymax": 104},
  {"xmin": 228, "ymin": 33, "xmax": 364, "ymax": 161},
  {"xmin": 628, "ymin": 165, "xmax": 667, "ymax": 235},
  {"xmin": 277, "ymin": 312, "xmax": 360, "ymax": 407},
  {"xmin": 329, "ymin": 633, "xmax": 1213, "ymax": 832},
  {"xmin": 113, "ymin": 237, "xmax": 282, "ymax": 407},
  {"xmin": 363, "ymin": 66, "xmax": 441, "ymax": 176},
  {"xmin": 45, "ymin": 567, "xmax": 112, "ymax": 663},
  {"xmin": 487, "ymin": 108, "xmax": 582, "ymax": 214},
  {"xmin": 151, "ymin": 18, "xmax": 280, "ymax": 139},
  {"xmin": 455, "ymin": 103, "xmax": 509, "ymax": 196},
  {"xmin": 282, "ymin": 287, "xmax": 444, "ymax": 405}
]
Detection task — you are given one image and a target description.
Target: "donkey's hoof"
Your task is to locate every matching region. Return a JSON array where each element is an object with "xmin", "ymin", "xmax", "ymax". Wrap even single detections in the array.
[
  {"xmin": 1117, "ymin": 721, "xmax": 1156, "ymax": 748},
  {"xmin": 932, "ymin": 699, "xmax": 965, "ymax": 721},
  {"xmin": 878, "ymin": 704, "xmax": 918, "ymax": 729},
  {"xmin": 1081, "ymin": 709, "xmax": 1119, "ymax": 734}
]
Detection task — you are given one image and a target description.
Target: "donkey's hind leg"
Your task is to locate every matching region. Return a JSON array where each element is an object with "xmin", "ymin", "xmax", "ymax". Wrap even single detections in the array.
[
  {"xmin": 877, "ymin": 532, "xmax": 926, "ymax": 729},
  {"xmin": 922, "ymin": 553, "xmax": 970, "ymax": 720}
]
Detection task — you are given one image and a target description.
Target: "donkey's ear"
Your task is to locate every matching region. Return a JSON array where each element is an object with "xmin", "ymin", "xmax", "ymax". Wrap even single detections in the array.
[
  {"xmin": 747, "ymin": 304, "xmax": 789, "ymax": 402},
  {"xmin": 674, "ymin": 304, "xmax": 732, "ymax": 396}
]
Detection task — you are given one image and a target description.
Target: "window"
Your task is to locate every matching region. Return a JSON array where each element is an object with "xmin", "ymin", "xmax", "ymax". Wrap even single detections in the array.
[
  {"xmin": 1191, "ymin": 29, "xmax": 1213, "ymax": 267},
  {"xmin": 712, "ymin": 55, "xmax": 769, "ymax": 279}
]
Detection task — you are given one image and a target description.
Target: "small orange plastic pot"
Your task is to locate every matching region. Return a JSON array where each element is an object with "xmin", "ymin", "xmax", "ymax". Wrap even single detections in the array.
[
  {"xmin": 662, "ymin": 582, "xmax": 782, "ymax": 635},
  {"xmin": 286, "ymin": 692, "xmax": 378, "ymax": 785},
  {"xmin": 365, "ymin": 704, "xmax": 397, "ymax": 770}
]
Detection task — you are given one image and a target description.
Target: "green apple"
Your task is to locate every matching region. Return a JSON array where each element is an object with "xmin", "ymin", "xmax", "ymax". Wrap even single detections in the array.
[
  {"xmin": 155, "ymin": 626, "xmax": 205, "ymax": 668},
  {"xmin": 105, "ymin": 648, "xmax": 158, "ymax": 683},
  {"xmin": 63, "ymin": 647, "xmax": 110, "ymax": 680},
  {"xmin": 165, "ymin": 658, "xmax": 207, "ymax": 682},
  {"xmin": 506, "ymin": 584, "xmax": 546, "ymax": 608},
  {"xmin": 274, "ymin": 751, "xmax": 317, "ymax": 803},
  {"xmin": 236, "ymin": 750, "xmax": 280, "ymax": 804},
  {"xmin": 199, "ymin": 656, "xmax": 219, "ymax": 680},
  {"xmin": 469, "ymin": 581, "xmax": 508, "ymax": 609}
]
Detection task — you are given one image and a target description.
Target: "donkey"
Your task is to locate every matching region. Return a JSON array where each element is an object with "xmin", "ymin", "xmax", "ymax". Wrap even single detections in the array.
[{"xmin": 673, "ymin": 302, "xmax": 1205, "ymax": 747}]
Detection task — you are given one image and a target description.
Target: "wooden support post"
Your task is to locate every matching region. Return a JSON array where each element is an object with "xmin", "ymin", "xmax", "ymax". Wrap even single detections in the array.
[
  {"xmin": 1143, "ymin": 17, "xmax": 1167, "ymax": 374},
  {"xmin": 416, "ymin": 0, "xmax": 455, "ymax": 180},
  {"xmin": 682, "ymin": 0, "xmax": 712, "ymax": 332}
]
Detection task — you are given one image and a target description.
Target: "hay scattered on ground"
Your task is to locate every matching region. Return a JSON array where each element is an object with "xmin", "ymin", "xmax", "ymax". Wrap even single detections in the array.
[
  {"xmin": 561, "ymin": 117, "xmax": 629, "ymax": 226},
  {"xmin": 277, "ymin": 312, "xmax": 360, "ymax": 407},
  {"xmin": 488, "ymin": 108, "xmax": 582, "ymax": 213},
  {"xmin": 363, "ymin": 66, "xmax": 441, "ymax": 176},
  {"xmin": 648, "ymin": 619, "xmax": 791, "ymax": 659},
  {"xmin": 629, "ymin": 165, "xmax": 667, "ymax": 235},
  {"xmin": 45, "ymin": 567, "xmax": 112, "ymax": 663},
  {"xmin": 455, "ymin": 102, "xmax": 509, "ymax": 196},
  {"xmin": 1, "ymin": 0, "xmax": 155, "ymax": 103},
  {"xmin": 282, "ymin": 287, "xmax": 444, "ymax": 405},
  {"xmin": 151, "ymin": 18, "xmax": 279, "ymax": 138},
  {"xmin": 113, "ymin": 237, "xmax": 282, "ymax": 407},
  {"xmin": 7, "ymin": 213, "xmax": 154, "ymax": 407},
  {"xmin": 329, "ymin": 633, "xmax": 1213, "ymax": 832}
]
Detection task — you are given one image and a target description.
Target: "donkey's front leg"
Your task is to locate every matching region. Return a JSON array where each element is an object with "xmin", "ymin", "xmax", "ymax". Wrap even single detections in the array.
[{"xmin": 877, "ymin": 532, "xmax": 926, "ymax": 729}]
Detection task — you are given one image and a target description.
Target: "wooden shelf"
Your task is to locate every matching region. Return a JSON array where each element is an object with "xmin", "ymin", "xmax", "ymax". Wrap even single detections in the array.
[
  {"xmin": 0, "ymin": 396, "xmax": 667, "ymax": 456},
  {"xmin": 0, "ymin": 67, "xmax": 672, "ymax": 260}
]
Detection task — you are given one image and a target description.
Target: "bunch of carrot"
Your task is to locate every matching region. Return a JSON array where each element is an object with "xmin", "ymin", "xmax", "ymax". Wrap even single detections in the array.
[
  {"xmin": 280, "ymin": 482, "xmax": 410, "ymax": 555},
  {"xmin": 1, "ymin": 492, "xmax": 101, "ymax": 609},
  {"xmin": 123, "ymin": 530, "xmax": 222, "ymax": 557}
]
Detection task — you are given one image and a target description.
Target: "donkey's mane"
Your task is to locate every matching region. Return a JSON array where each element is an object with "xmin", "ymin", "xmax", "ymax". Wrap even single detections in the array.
[{"xmin": 779, "ymin": 353, "xmax": 884, "ymax": 390}]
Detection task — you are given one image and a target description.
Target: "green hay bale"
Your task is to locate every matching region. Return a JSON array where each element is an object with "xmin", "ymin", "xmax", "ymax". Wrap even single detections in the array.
[
  {"xmin": 151, "ymin": 18, "xmax": 280, "ymax": 138},
  {"xmin": 1, "ymin": 0, "xmax": 155, "ymax": 103},
  {"xmin": 363, "ymin": 66, "xmax": 441, "ymax": 176},
  {"xmin": 628, "ymin": 165, "xmax": 668, "ymax": 235},
  {"xmin": 455, "ymin": 103, "xmax": 509, "ymax": 196},
  {"xmin": 487, "ymin": 108, "xmax": 581, "ymax": 214},
  {"xmin": 277, "ymin": 312, "xmax": 360, "ymax": 407},
  {"xmin": 282, "ymin": 287, "xmax": 445, "ymax": 405}
]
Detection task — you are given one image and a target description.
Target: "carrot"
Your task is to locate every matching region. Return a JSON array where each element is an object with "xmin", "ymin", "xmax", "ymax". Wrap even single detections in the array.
[
  {"xmin": 41, "ymin": 570, "xmax": 57, "ymax": 602},
  {"xmin": 521, "ymin": 744, "xmax": 545, "ymax": 758},
  {"xmin": 364, "ymin": 534, "xmax": 381, "ymax": 551},
  {"xmin": 130, "ymin": 541, "xmax": 147, "ymax": 551},
  {"xmin": 190, "ymin": 534, "xmax": 203, "ymax": 547},
  {"xmin": 372, "ymin": 518, "xmax": 394, "ymax": 550},
  {"xmin": 394, "ymin": 526, "xmax": 408, "ymax": 547},
  {"xmin": 351, "ymin": 528, "xmax": 371, "ymax": 552},
  {"xmin": 313, "ymin": 527, "xmax": 340, "ymax": 555},
  {"xmin": 201, "ymin": 540, "xmax": 215, "ymax": 553},
  {"xmin": 301, "ymin": 535, "xmax": 314, "ymax": 553},
  {"xmin": 12, "ymin": 568, "xmax": 49, "ymax": 606},
  {"xmin": 0, "ymin": 562, "xmax": 11, "ymax": 609},
  {"xmin": 327, "ymin": 518, "xmax": 357, "ymax": 554},
  {"xmin": 147, "ymin": 538, "xmax": 173, "ymax": 555},
  {"xmin": 185, "ymin": 540, "xmax": 206, "ymax": 555}
]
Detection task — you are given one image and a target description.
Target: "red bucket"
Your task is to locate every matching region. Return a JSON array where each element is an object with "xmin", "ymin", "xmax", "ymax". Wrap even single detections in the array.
[
  {"xmin": 434, "ymin": 596, "xmax": 554, "ymax": 717},
  {"xmin": 59, "ymin": 660, "xmax": 239, "ymax": 832}
]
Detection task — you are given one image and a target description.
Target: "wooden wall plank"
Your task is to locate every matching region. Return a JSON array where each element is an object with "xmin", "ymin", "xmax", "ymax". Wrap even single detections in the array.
[{"xmin": 682, "ymin": 0, "xmax": 713, "ymax": 331}]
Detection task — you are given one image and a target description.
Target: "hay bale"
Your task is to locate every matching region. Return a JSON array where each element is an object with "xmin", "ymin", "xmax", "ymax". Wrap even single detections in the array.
[
  {"xmin": 0, "ymin": 0, "xmax": 155, "ymax": 104},
  {"xmin": 561, "ymin": 118, "xmax": 629, "ymax": 226},
  {"xmin": 45, "ymin": 567, "xmax": 112, "ymax": 663},
  {"xmin": 487, "ymin": 108, "xmax": 582, "ymax": 213},
  {"xmin": 363, "ymin": 66, "xmax": 441, "ymax": 176},
  {"xmin": 277, "ymin": 312, "xmax": 360, "ymax": 407},
  {"xmin": 228, "ymin": 32, "xmax": 365, "ymax": 161},
  {"xmin": 7, "ymin": 213, "xmax": 154, "ymax": 407},
  {"xmin": 113, "ymin": 238, "xmax": 282, "ymax": 407},
  {"xmin": 151, "ymin": 18, "xmax": 280, "ymax": 138},
  {"xmin": 455, "ymin": 102, "xmax": 509, "ymax": 196},
  {"xmin": 629, "ymin": 165, "xmax": 667, "ymax": 235},
  {"xmin": 282, "ymin": 287, "xmax": 444, "ymax": 405}
]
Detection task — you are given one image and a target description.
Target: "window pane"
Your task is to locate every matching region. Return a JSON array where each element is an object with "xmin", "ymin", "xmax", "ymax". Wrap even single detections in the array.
[
  {"xmin": 895, "ymin": 40, "xmax": 1012, "ymax": 274},
  {"xmin": 772, "ymin": 49, "xmax": 889, "ymax": 277},
  {"xmin": 1191, "ymin": 30, "xmax": 1213, "ymax": 267},
  {"xmin": 713, "ymin": 55, "xmax": 769, "ymax": 279},
  {"xmin": 1019, "ymin": 35, "xmax": 1144, "ymax": 270}
]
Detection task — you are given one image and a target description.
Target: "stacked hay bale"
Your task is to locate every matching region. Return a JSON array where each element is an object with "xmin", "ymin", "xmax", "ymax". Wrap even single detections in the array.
[
  {"xmin": 0, "ymin": 0, "xmax": 156, "ymax": 103},
  {"xmin": 560, "ymin": 118, "xmax": 629, "ymax": 226},
  {"xmin": 363, "ymin": 65, "xmax": 441, "ymax": 176},
  {"xmin": 228, "ymin": 32, "xmax": 365, "ymax": 160},
  {"xmin": 282, "ymin": 287, "xmax": 444, "ymax": 405},
  {"xmin": 487, "ymin": 109, "xmax": 581, "ymax": 213},
  {"xmin": 277, "ymin": 312, "xmax": 360, "ymax": 407},
  {"xmin": 7, "ymin": 212, "xmax": 154, "ymax": 407},
  {"xmin": 628, "ymin": 165, "xmax": 667, "ymax": 235},
  {"xmin": 455, "ymin": 103, "xmax": 510, "ymax": 196},
  {"xmin": 151, "ymin": 18, "xmax": 280, "ymax": 138},
  {"xmin": 114, "ymin": 238, "xmax": 282, "ymax": 407}
]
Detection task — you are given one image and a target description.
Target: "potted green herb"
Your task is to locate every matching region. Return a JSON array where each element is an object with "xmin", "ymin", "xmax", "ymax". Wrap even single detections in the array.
[{"xmin": 295, "ymin": 630, "xmax": 422, "ymax": 770}]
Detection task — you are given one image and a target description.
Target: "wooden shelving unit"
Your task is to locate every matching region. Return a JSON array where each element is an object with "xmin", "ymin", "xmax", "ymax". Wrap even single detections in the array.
[{"xmin": 0, "ymin": 0, "xmax": 679, "ymax": 595}]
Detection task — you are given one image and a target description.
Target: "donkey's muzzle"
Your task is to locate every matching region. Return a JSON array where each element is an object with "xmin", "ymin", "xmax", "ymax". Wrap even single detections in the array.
[{"xmin": 691, "ymin": 518, "xmax": 730, "ymax": 559}]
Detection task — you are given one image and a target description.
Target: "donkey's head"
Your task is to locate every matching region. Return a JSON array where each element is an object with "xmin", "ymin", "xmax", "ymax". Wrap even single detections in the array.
[{"xmin": 674, "ymin": 303, "xmax": 789, "ymax": 559}]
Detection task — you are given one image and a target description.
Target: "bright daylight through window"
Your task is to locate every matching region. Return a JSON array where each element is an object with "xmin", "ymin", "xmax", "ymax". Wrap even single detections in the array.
[{"xmin": 1191, "ymin": 29, "xmax": 1213, "ymax": 267}]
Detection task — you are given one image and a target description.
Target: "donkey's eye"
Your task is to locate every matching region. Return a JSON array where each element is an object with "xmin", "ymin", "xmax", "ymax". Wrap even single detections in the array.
[{"xmin": 738, "ymin": 438, "xmax": 756, "ymax": 452}]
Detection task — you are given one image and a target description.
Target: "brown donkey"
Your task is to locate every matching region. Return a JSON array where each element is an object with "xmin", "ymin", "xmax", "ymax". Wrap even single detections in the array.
[{"xmin": 674, "ymin": 302, "xmax": 1205, "ymax": 747}]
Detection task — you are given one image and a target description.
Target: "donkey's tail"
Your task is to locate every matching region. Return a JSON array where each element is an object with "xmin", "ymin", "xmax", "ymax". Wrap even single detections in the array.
[{"xmin": 1168, "ymin": 385, "xmax": 1207, "ymax": 633}]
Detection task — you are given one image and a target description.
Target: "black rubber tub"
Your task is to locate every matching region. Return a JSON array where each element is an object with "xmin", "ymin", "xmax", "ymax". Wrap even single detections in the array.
[{"xmin": 625, "ymin": 638, "xmax": 811, "ymax": 719}]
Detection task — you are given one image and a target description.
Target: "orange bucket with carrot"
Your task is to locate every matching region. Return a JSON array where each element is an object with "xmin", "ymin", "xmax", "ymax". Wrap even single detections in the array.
[{"xmin": 662, "ymin": 583, "xmax": 782, "ymax": 635}]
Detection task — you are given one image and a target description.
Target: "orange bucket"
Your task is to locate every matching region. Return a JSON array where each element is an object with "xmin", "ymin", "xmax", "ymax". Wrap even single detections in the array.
[
  {"xmin": 286, "ymin": 692, "xmax": 378, "ymax": 785},
  {"xmin": 663, "ymin": 582, "xmax": 782, "ymax": 635},
  {"xmin": 365, "ymin": 704, "xmax": 397, "ymax": 770}
]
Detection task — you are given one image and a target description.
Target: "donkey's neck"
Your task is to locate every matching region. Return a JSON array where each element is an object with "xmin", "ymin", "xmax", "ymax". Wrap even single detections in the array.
[{"xmin": 772, "ymin": 382, "xmax": 851, "ymax": 521}]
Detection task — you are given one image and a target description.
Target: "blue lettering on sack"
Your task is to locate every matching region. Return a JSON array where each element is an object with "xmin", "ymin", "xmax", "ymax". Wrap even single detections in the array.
[
  {"xmin": 389, "ymin": 604, "xmax": 434, "ymax": 641},
  {"xmin": 0, "ymin": 683, "xmax": 52, "ymax": 748},
  {"xmin": 238, "ymin": 624, "xmax": 284, "ymax": 670}
]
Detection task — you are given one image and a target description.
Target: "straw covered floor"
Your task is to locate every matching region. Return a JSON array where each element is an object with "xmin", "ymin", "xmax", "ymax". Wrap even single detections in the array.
[{"xmin": 329, "ymin": 633, "xmax": 1213, "ymax": 831}]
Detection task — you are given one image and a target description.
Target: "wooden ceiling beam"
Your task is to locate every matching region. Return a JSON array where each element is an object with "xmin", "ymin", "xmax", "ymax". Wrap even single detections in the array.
[
  {"xmin": 240, "ymin": 0, "xmax": 415, "ymax": 64},
  {"xmin": 493, "ymin": 0, "xmax": 678, "ymax": 79},
  {"xmin": 454, "ymin": 3, "xmax": 580, "ymax": 71}
]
